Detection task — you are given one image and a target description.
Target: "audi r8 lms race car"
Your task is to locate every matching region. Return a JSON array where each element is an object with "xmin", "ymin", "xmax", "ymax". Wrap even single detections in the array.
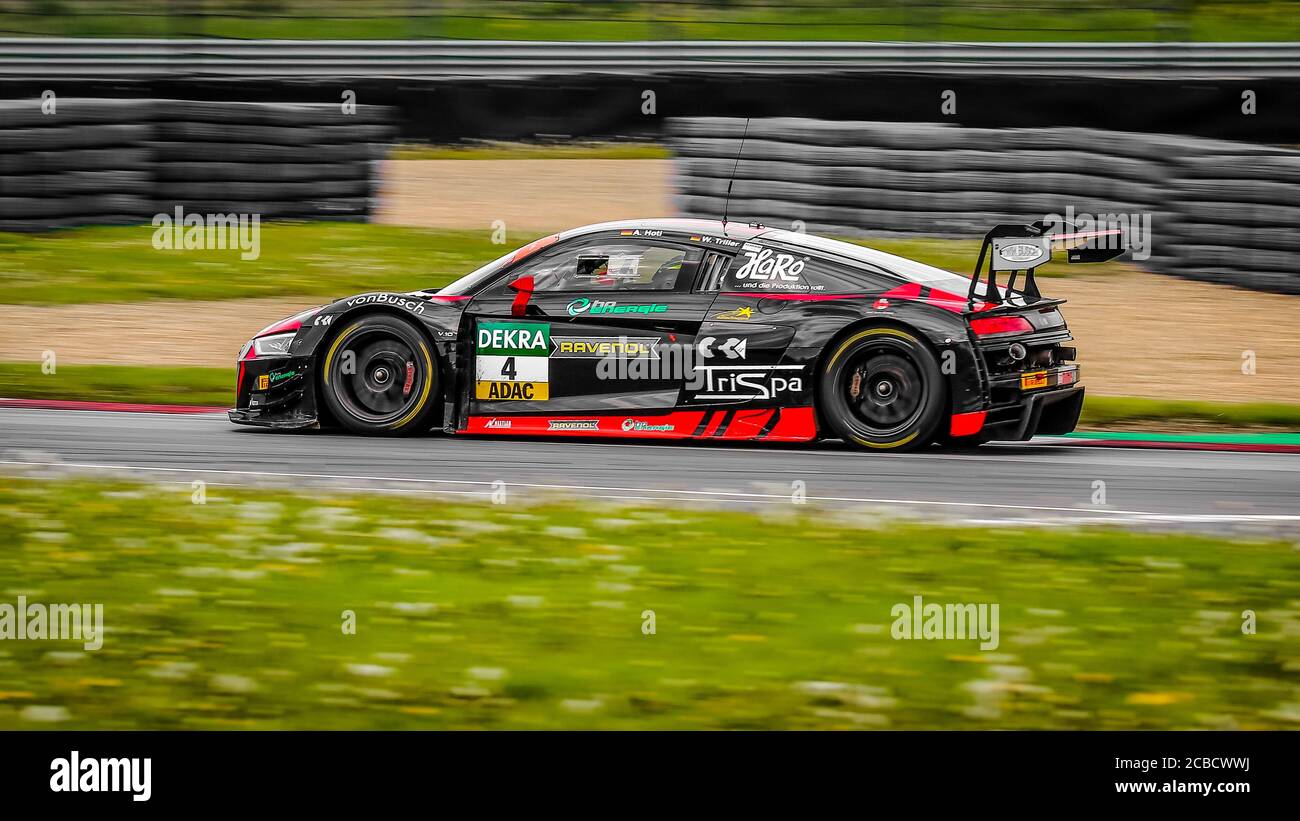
[{"xmin": 230, "ymin": 218, "xmax": 1121, "ymax": 451}]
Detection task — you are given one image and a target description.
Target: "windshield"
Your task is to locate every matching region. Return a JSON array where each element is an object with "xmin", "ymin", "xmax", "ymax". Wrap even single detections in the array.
[{"xmin": 433, "ymin": 234, "xmax": 560, "ymax": 297}]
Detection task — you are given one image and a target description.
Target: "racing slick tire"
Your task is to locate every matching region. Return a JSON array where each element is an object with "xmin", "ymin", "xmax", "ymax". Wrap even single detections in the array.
[
  {"xmin": 319, "ymin": 314, "xmax": 440, "ymax": 436},
  {"xmin": 818, "ymin": 326, "xmax": 946, "ymax": 452}
]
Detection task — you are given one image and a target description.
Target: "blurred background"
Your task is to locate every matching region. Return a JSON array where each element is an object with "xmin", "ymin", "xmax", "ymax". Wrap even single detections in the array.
[{"xmin": 0, "ymin": 1, "xmax": 1298, "ymax": 730}]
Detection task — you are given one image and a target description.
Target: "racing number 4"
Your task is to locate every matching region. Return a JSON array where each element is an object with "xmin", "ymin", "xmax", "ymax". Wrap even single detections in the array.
[{"xmin": 501, "ymin": 357, "xmax": 517, "ymax": 380}]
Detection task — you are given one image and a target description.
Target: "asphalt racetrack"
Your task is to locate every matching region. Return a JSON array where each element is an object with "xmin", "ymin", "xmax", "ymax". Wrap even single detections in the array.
[{"xmin": 1, "ymin": 407, "xmax": 1296, "ymax": 535}]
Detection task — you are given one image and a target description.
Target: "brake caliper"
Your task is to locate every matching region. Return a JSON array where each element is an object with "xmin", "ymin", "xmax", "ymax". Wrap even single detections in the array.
[{"xmin": 403, "ymin": 361, "xmax": 415, "ymax": 397}]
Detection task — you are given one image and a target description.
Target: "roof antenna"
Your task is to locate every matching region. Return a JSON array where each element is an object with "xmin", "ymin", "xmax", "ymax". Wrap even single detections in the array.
[{"xmin": 721, "ymin": 117, "xmax": 750, "ymax": 231}]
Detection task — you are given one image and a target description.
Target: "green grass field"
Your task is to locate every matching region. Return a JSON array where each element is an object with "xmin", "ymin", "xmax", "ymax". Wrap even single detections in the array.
[
  {"xmin": 4, "ymin": 1, "xmax": 1300, "ymax": 42},
  {"xmin": 0, "ymin": 476, "xmax": 1295, "ymax": 729},
  {"xmin": 0, "ymin": 223, "xmax": 1127, "ymax": 306},
  {"xmin": 0, "ymin": 224, "xmax": 515, "ymax": 305}
]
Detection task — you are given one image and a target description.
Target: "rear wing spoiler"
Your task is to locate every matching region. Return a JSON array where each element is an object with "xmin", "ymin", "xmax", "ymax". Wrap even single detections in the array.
[{"xmin": 967, "ymin": 220, "xmax": 1124, "ymax": 312}]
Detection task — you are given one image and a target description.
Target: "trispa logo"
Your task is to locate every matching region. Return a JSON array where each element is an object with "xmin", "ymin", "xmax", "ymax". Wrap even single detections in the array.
[
  {"xmin": 0, "ymin": 596, "xmax": 103, "ymax": 651},
  {"xmin": 50, "ymin": 751, "xmax": 151, "ymax": 802},
  {"xmin": 891, "ymin": 595, "xmax": 999, "ymax": 651},
  {"xmin": 151, "ymin": 206, "xmax": 260, "ymax": 261},
  {"xmin": 693, "ymin": 365, "xmax": 804, "ymax": 400},
  {"xmin": 567, "ymin": 298, "xmax": 668, "ymax": 316}
]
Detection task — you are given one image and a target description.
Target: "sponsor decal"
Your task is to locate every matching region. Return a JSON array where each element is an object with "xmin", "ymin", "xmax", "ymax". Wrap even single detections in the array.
[
  {"xmin": 999, "ymin": 243, "xmax": 1045, "ymax": 264},
  {"xmin": 344, "ymin": 293, "xmax": 427, "ymax": 315},
  {"xmin": 476, "ymin": 320, "xmax": 551, "ymax": 400},
  {"xmin": 477, "ymin": 321, "xmax": 550, "ymax": 356},
  {"xmin": 741, "ymin": 243, "xmax": 761, "ymax": 251},
  {"xmin": 621, "ymin": 418, "xmax": 674, "ymax": 433},
  {"xmin": 269, "ymin": 369, "xmax": 298, "ymax": 384},
  {"xmin": 1059, "ymin": 369, "xmax": 1077, "ymax": 386},
  {"xmin": 692, "ymin": 365, "xmax": 806, "ymax": 401},
  {"xmin": 256, "ymin": 374, "xmax": 269, "ymax": 390},
  {"xmin": 548, "ymin": 419, "xmax": 600, "ymax": 431},
  {"xmin": 713, "ymin": 306, "xmax": 754, "ymax": 321},
  {"xmin": 697, "ymin": 336, "xmax": 747, "ymax": 360},
  {"xmin": 552, "ymin": 336, "xmax": 660, "ymax": 359},
  {"xmin": 476, "ymin": 381, "xmax": 549, "ymax": 401},
  {"xmin": 484, "ymin": 418, "xmax": 512, "ymax": 429},
  {"xmin": 1020, "ymin": 371, "xmax": 1049, "ymax": 390},
  {"xmin": 567, "ymin": 298, "xmax": 669, "ymax": 317},
  {"xmin": 314, "ymin": 314, "xmax": 333, "ymax": 326},
  {"xmin": 734, "ymin": 248, "xmax": 806, "ymax": 282}
]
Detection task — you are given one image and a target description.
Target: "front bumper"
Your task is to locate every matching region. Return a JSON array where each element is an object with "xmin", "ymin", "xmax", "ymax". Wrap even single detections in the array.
[{"xmin": 228, "ymin": 355, "xmax": 318, "ymax": 429}]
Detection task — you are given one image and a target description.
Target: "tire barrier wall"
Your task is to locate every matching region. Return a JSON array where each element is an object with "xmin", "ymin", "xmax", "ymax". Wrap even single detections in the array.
[
  {"xmin": 5, "ymin": 72, "xmax": 1300, "ymax": 146},
  {"xmin": 669, "ymin": 117, "xmax": 1300, "ymax": 295},
  {"xmin": 0, "ymin": 98, "xmax": 395, "ymax": 232}
]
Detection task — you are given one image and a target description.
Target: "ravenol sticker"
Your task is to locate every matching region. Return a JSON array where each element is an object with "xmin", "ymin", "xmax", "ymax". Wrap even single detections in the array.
[{"xmin": 551, "ymin": 336, "xmax": 660, "ymax": 359}]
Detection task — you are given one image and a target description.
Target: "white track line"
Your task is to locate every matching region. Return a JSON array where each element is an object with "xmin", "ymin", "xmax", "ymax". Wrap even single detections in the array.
[{"xmin": 5, "ymin": 458, "xmax": 1299, "ymax": 523}]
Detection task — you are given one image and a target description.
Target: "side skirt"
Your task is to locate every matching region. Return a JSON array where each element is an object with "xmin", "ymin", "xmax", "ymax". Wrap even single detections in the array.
[{"xmin": 463, "ymin": 407, "xmax": 817, "ymax": 442}]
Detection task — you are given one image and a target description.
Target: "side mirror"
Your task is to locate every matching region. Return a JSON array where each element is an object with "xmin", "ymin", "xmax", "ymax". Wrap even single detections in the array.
[{"xmin": 508, "ymin": 274, "xmax": 535, "ymax": 293}]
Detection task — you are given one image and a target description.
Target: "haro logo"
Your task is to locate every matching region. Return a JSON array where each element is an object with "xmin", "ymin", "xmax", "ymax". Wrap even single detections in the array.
[
  {"xmin": 478, "ymin": 326, "xmax": 546, "ymax": 351},
  {"xmin": 999, "ymin": 243, "xmax": 1044, "ymax": 263},
  {"xmin": 734, "ymin": 248, "xmax": 805, "ymax": 282},
  {"xmin": 50, "ymin": 751, "xmax": 151, "ymax": 802}
]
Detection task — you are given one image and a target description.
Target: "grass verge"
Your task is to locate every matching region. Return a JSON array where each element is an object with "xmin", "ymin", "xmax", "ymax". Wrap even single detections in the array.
[
  {"xmin": 4, "ymin": 2, "xmax": 1300, "ymax": 42},
  {"xmin": 1079, "ymin": 396, "xmax": 1300, "ymax": 430},
  {"xmin": 0, "ymin": 476, "xmax": 1295, "ymax": 729},
  {"xmin": 0, "ymin": 224, "xmax": 535, "ymax": 306},
  {"xmin": 0, "ymin": 363, "xmax": 232, "ymax": 407}
]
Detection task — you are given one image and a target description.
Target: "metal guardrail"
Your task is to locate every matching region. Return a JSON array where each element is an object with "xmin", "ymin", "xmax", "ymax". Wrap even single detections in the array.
[{"xmin": 3, "ymin": 39, "xmax": 1300, "ymax": 80}]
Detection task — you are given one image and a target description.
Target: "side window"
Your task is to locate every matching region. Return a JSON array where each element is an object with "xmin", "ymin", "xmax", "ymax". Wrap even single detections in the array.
[
  {"xmin": 723, "ymin": 244, "xmax": 891, "ymax": 293},
  {"xmin": 490, "ymin": 241, "xmax": 695, "ymax": 294}
]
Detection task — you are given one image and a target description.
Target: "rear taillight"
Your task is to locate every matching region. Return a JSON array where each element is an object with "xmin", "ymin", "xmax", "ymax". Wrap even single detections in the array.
[{"xmin": 970, "ymin": 315, "xmax": 1034, "ymax": 337}]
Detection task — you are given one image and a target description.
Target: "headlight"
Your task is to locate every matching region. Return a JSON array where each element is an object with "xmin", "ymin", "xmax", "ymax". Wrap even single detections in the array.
[{"xmin": 253, "ymin": 332, "xmax": 296, "ymax": 357}]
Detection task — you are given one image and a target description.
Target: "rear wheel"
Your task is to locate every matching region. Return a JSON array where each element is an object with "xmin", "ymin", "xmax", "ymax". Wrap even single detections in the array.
[
  {"xmin": 818, "ymin": 326, "xmax": 945, "ymax": 452},
  {"xmin": 319, "ymin": 314, "xmax": 440, "ymax": 435}
]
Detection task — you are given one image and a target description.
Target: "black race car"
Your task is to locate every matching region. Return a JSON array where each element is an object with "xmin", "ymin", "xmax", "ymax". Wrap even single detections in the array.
[{"xmin": 230, "ymin": 218, "xmax": 1120, "ymax": 451}]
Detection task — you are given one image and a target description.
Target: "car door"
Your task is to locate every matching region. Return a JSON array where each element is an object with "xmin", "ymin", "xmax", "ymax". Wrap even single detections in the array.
[{"xmin": 463, "ymin": 232, "xmax": 713, "ymax": 416}]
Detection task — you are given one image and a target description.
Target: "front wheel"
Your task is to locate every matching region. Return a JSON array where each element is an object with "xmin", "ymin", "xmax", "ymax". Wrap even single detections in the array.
[
  {"xmin": 818, "ymin": 326, "xmax": 945, "ymax": 452},
  {"xmin": 319, "ymin": 314, "xmax": 440, "ymax": 435}
]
